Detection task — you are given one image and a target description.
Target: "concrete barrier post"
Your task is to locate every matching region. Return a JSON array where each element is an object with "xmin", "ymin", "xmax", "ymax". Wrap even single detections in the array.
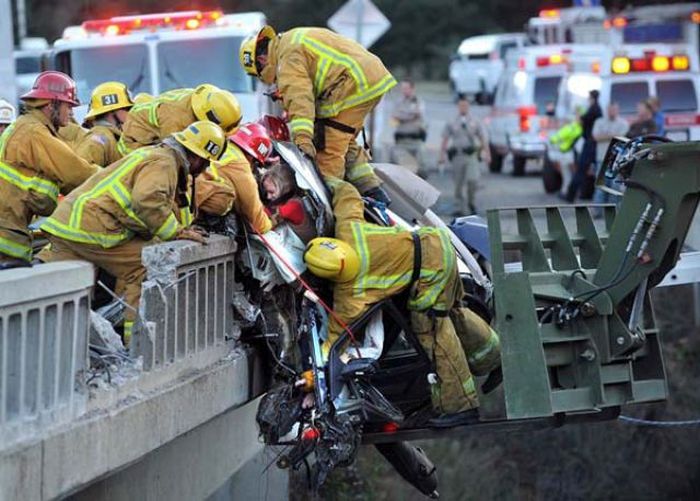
[
  {"xmin": 133, "ymin": 236, "xmax": 237, "ymax": 371},
  {"xmin": 0, "ymin": 262, "xmax": 93, "ymax": 443}
]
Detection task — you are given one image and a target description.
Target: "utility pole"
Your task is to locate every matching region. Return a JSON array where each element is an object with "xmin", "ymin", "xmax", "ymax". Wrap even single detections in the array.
[{"xmin": 0, "ymin": 0, "xmax": 17, "ymax": 104}]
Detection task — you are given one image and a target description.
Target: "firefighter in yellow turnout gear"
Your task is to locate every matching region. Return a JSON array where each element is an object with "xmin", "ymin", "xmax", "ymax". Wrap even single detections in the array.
[
  {"xmin": 38, "ymin": 121, "xmax": 227, "ymax": 343},
  {"xmin": 239, "ymin": 26, "xmax": 395, "ymax": 202},
  {"xmin": 195, "ymin": 123, "xmax": 273, "ymax": 234},
  {"xmin": 304, "ymin": 178, "xmax": 501, "ymax": 426},
  {"xmin": 77, "ymin": 81, "xmax": 134, "ymax": 166},
  {"xmin": 117, "ymin": 85, "xmax": 241, "ymax": 156},
  {"xmin": 0, "ymin": 71, "xmax": 98, "ymax": 266}
]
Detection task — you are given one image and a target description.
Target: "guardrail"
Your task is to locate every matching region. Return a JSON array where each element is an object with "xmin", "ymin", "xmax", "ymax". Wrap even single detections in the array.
[
  {"xmin": 132, "ymin": 236, "xmax": 238, "ymax": 371},
  {"xmin": 0, "ymin": 262, "xmax": 93, "ymax": 442}
]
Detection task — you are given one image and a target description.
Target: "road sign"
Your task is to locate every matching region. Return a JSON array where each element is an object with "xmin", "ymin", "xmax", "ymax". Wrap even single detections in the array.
[{"xmin": 328, "ymin": 0, "xmax": 391, "ymax": 48}]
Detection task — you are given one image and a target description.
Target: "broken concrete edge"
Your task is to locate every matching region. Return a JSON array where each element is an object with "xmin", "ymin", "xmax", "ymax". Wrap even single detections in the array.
[
  {"xmin": 0, "ymin": 346, "xmax": 267, "ymax": 500},
  {"xmin": 142, "ymin": 235, "xmax": 237, "ymax": 284},
  {"xmin": 0, "ymin": 261, "xmax": 94, "ymax": 307}
]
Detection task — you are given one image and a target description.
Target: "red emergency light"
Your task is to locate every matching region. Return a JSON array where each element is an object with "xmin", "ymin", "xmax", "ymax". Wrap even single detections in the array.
[
  {"xmin": 82, "ymin": 10, "xmax": 223, "ymax": 35},
  {"xmin": 536, "ymin": 54, "xmax": 567, "ymax": 67}
]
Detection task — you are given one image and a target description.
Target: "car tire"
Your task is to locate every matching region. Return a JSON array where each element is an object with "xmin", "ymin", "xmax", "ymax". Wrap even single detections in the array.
[
  {"xmin": 512, "ymin": 155, "xmax": 527, "ymax": 177},
  {"xmin": 542, "ymin": 157, "xmax": 562, "ymax": 193},
  {"xmin": 489, "ymin": 145, "xmax": 503, "ymax": 173}
]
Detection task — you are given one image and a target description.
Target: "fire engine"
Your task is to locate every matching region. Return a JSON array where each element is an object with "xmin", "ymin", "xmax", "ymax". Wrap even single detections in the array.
[{"xmin": 47, "ymin": 10, "xmax": 269, "ymax": 123}]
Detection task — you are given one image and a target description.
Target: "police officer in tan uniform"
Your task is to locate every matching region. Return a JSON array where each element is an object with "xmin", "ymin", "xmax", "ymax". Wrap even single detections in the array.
[
  {"xmin": 439, "ymin": 97, "xmax": 490, "ymax": 216},
  {"xmin": 391, "ymin": 79, "xmax": 426, "ymax": 177}
]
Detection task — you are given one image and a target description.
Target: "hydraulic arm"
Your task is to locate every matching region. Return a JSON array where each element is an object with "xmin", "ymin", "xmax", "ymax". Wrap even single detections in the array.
[{"xmin": 488, "ymin": 137, "xmax": 700, "ymax": 419}]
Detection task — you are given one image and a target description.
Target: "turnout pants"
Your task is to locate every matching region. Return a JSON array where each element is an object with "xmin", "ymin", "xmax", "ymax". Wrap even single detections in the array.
[
  {"xmin": 38, "ymin": 235, "xmax": 148, "ymax": 342},
  {"xmin": 411, "ymin": 271, "xmax": 501, "ymax": 414},
  {"xmin": 316, "ymin": 97, "xmax": 383, "ymax": 194}
]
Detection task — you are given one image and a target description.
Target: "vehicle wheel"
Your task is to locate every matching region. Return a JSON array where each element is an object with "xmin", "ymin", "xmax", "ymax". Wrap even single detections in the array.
[
  {"xmin": 512, "ymin": 155, "xmax": 527, "ymax": 177},
  {"xmin": 489, "ymin": 145, "xmax": 504, "ymax": 173},
  {"xmin": 542, "ymin": 157, "xmax": 562, "ymax": 193}
]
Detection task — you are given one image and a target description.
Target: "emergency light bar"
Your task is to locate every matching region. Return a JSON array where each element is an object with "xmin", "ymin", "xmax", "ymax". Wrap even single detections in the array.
[
  {"xmin": 611, "ymin": 54, "xmax": 690, "ymax": 74},
  {"xmin": 539, "ymin": 9, "xmax": 559, "ymax": 19},
  {"xmin": 81, "ymin": 10, "xmax": 223, "ymax": 36},
  {"xmin": 536, "ymin": 53, "xmax": 567, "ymax": 67}
]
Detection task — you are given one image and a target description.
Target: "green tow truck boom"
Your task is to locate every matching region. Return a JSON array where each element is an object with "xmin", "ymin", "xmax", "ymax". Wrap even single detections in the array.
[{"xmin": 489, "ymin": 136, "xmax": 694, "ymax": 420}]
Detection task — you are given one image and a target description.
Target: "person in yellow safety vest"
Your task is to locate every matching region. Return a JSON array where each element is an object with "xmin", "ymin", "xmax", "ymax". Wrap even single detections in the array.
[
  {"xmin": 76, "ymin": 82, "xmax": 135, "ymax": 166},
  {"xmin": 303, "ymin": 178, "xmax": 502, "ymax": 428},
  {"xmin": 239, "ymin": 25, "xmax": 394, "ymax": 204},
  {"xmin": 195, "ymin": 122, "xmax": 273, "ymax": 234},
  {"xmin": 0, "ymin": 71, "xmax": 99, "ymax": 268},
  {"xmin": 37, "ymin": 121, "xmax": 227, "ymax": 343},
  {"xmin": 0, "ymin": 98, "xmax": 16, "ymax": 134},
  {"xmin": 117, "ymin": 85, "xmax": 242, "ymax": 156}
]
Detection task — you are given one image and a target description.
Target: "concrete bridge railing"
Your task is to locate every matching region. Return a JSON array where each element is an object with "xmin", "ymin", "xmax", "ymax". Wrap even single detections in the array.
[
  {"xmin": 133, "ymin": 236, "xmax": 239, "ymax": 371},
  {"xmin": 0, "ymin": 262, "xmax": 92, "ymax": 446}
]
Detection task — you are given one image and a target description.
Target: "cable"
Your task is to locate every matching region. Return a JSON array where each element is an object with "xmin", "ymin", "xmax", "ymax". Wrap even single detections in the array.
[
  {"xmin": 618, "ymin": 415, "xmax": 700, "ymax": 427},
  {"xmin": 259, "ymin": 311, "xmax": 298, "ymax": 377},
  {"xmin": 252, "ymin": 227, "xmax": 362, "ymax": 357}
]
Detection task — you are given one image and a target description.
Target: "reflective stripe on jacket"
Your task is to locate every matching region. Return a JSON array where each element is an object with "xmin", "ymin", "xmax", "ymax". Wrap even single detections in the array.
[
  {"xmin": 0, "ymin": 111, "xmax": 98, "ymax": 260},
  {"xmin": 268, "ymin": 28, "xmax": 396, "ymax": 141},
  {"xmin": 118, "ymin": 89, "xmax": 195, "ymax": 155},
  {"xmin": 326, "ymin": 177, "xmax": 456, "ymax": 342},
  {"xmin": 41, "ymin": 145, "xmax": 186, "ymax": 248}
]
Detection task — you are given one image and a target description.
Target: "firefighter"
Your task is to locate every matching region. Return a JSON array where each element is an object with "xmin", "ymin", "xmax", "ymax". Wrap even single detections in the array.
[
  {"xmin": 239, "ymin": 25, "xmax": 394, "ymax": 203},
  {"xmin": 76, "ymin": 81, "xmax": 135, "ymax": 166},
  {"xmin": 195, "ymin": 122, "xmax": 273, "ymax": 234},
  {"xmin": 0, "ymin": 98, "xmax": 16, "ymax": 134},
  {"xmin": 303, "ymin": 178, "xmax": 501, "ymax": 427},
  {"xmin": 37, "ymin": 121, "xmax": 227, "ymax": 343},
  {"xmin": 117, "ymin": 84, "xmax": 241, "ymax": 156},
  {"xmin": 0, "ymin": 71, "xmax": 98, "ymax": 268}
]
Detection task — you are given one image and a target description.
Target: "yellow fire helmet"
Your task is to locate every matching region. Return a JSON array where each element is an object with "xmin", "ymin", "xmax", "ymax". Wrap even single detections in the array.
[
  {"xmin": 173, "ymin": 121, "xmax": 227, "ymax": 161},
  {"xmin": 304, "ymin": 237, "xmax": 360, "ymax": 283},
  {"xmin": 191, "ymin": 84, "xmax": 242, "ymax": 134},
  {"xmin": 132, "ymin": 92, "xmax": 154, "ymax": 105},
  {"xmin": 84, "ymin": 81, "xmax": 134, "ymax": 120},
  {"xmin": 239, "ymin": 25, "xmax": 276, "ymax": 77}
]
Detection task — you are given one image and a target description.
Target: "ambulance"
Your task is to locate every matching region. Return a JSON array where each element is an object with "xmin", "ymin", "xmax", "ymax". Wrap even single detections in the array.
[
  {"xmin": 486, "ymin": 44, "xmax": 602, "ymax": 176},
  {"xmin": 47, "ymin": 10, "xmax": 269, "ymax": 123},
  {"xmin": 556, "ymin": 44, "xmax": 700, "ymax": 142}
]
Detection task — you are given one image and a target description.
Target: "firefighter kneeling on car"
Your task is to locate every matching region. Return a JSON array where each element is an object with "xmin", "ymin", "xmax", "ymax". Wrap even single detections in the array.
[
  {"xmin": 239, "ymin": 25, "xmax": 394, "ymax": 204},
  {"xmin": 37, "ymin": 121, "xmax": 227, "ymax": 343},
  {"xmin": 303, "ymin": 178, "xmax": 502, "ymax": 427}
]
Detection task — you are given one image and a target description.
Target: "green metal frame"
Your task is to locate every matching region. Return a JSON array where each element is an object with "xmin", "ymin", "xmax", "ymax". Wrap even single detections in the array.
[
  {"xmin": 488, "ymin": 203, "xmax": 667, "ymax": 419},
  {"xmin": 488, "ymin": 140, "xmax": 700, "ymax": 419}
]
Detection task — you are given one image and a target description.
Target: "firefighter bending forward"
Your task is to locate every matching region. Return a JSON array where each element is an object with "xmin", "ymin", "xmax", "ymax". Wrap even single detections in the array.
[
  {"xmin": 0, "ymin": 71, "xmax": 98, "ymax": 268},
  {"xmin": 117, "ymin": 84, "xmax": 241, "ymax": 156},
  {"xmin": 195, "ymin": 123, "xmax": 274, "ymax": 234},
  {"xmin": 303, "ymin": 178, "xmax": 502, "ymax": 427},
  {"xmin": 239, "ymin": 25, "xmax": 394, "ymax": 203},
  {"xmin": 38, "ymin": 121, "xmax": 227, "ymax": 343}
]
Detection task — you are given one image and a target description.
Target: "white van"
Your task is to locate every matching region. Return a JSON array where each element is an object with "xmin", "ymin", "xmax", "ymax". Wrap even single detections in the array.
[{"xmin": 448, "ymin": 33, "xmax": 527, "ymax": 104}]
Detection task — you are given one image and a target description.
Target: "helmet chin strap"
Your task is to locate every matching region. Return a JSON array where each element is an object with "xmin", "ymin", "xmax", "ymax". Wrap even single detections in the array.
[{"xmin": 50, "ymin": 100, "xmax": 62, "ymax": 130}]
